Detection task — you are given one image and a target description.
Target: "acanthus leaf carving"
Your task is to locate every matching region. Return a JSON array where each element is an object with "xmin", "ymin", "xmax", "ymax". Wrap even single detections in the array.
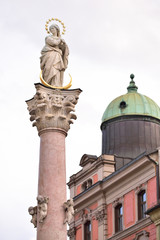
[
  {"xmin": 26, "ymin": 84, "xmax": 81, "ymax": 134},
  {"xmin": 95, "ymin": 208, "xmax": 105, "ymax": 222}
]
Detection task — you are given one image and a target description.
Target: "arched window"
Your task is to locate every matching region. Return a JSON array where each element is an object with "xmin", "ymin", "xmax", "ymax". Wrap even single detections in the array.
[
  {"xmin": 87, "ymin": 179, "xmax": 92, "ymax": 188},
  {"xmin": 138, "ymin": 190, "xmax": 146, "ymax": 220},
  {"xmin": 82, "ymin": 181, "xmax": 88, "ymax": 191},
  {"xmin": 84, "ymin": 220, "xmax": 91, "ymax": 240},
  {"xmin": 115, "ymin": 204, "xmax": 123, "ymax": 232},
  {"xmin": 82, "ymin": 179, "xmax": 93, "ymax": 192}
]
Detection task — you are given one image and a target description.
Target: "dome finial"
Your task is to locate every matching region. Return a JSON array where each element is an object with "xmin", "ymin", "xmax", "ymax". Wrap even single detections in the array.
[
  {"xmin": 130, "ymin": 74, "xmax": 135, "ymax": 80},
  {"xmin": 127, "ymin": 73, "xmax": 138, "ymax": 93}
]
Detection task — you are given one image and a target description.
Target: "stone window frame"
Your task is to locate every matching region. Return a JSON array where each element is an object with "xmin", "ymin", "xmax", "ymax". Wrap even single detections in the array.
[
  {"xmin": 84, "ymin": 220, "xmax": 92, "ymax": 240},
  {"xmin": 115, "ymin": 203, "xmax": 123, "ymax": 233},
  {"xmin": 135, "ymin": 183, "xmax": 147, "ymax": 223},
  {"xmin": 112, "ymin": 197, "xmax": 124, "ymax": 234},
  {"xmin": 79, "ymin": 208, "xmax": 93, "ymax": 240},
  {"xmin": 138, "ymin": 190, "xmax": 147, "ymax": 220}
]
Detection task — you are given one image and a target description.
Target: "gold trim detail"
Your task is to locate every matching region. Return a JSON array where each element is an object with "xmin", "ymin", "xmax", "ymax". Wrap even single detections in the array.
[
  {"xmin": 45, "ymin": 18, "xmax": 66, "ymax": 35},
  {"xmin": 40, "ymin": 71, "xmax": 72, "ymax": 89}
]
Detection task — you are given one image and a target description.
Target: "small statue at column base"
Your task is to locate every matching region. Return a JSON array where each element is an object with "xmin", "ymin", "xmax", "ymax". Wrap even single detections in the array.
[
  {"xmin": 37, "ymin": 195, "xmax": 49, "ymax": 223},
  {"xmin": 28, "ymin": 206, "xmax": 37, "ymax": 228},
  {"xmin": 63, "ymin": 198, "xmax": 76, "ymax": 225}
]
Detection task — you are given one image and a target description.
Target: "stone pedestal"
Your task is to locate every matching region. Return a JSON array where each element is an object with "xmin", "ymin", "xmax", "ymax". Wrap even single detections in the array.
[{"xmin": 26, "ymin": 83, "xmax": 81, "ymax": 240}]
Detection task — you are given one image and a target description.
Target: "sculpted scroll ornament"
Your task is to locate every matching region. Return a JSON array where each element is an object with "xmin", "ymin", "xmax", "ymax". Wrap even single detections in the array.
[
  {"xmin": 80, "ymin": 208, "xmax": 92, "ymax": 223},
  {"xmin": 26, "ymin": 84, "xmax": 81, "ymax": 134}
]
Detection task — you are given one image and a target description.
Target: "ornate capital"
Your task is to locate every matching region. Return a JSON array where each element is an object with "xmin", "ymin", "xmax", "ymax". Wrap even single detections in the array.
[
  {"xmin": 67, "ymin": 227, "xmax": 76, "ymax": 238},
  {"xmin": 26, "ymin": 83, "xmax": 82, "ymax": 135}
]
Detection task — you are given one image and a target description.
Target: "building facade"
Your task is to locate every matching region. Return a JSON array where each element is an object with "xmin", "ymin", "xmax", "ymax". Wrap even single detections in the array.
[{"xmin": 67, "ymin": 76, "xmax": 160, "ymax": 240}]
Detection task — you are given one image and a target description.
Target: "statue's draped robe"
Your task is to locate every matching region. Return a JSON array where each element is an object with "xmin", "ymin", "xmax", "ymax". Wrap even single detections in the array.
[{"xmin": 40, "ymin": 36, "xmax": 69, "ymax": 87}]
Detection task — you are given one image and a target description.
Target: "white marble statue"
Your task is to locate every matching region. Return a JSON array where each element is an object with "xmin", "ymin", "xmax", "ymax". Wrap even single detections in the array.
[
  {"xmin": 37, "ymin": 195, "xmax": 49, "ymax": 223},
  {"xmin": 28, "ymin": 206, "xmax": 37, "ymax": 228},
  {"xmin": 40, "ymin": 24, "xmax": 69, "ymax": 87},
  {"xmin": 63, "ymin": 198, "xmax": 75, "ymax": 225}
]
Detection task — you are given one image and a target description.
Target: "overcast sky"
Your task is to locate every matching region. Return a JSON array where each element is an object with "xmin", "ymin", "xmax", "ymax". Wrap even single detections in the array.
[{"xmin": 0, "ymin": 0, "xmax": 160, "ymax": 239}]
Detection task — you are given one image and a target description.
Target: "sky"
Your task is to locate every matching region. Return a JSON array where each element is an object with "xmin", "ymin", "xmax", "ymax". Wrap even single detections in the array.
[{"xmin": 0, "ymin": 0, "xmax": 160, "ymax": 239}]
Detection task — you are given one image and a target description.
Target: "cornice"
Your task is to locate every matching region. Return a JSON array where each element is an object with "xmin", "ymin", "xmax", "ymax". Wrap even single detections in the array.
[
  {"xmin": 108, "ymin": 217, "xmax": 152, "ymax": 240},
  {"xmin": 68, "ymin": 156, "xmax": 114, "ymax": 187},
  {"xmin": 73, "ymin": 156, "xmax": 155, "ymax": 207}
]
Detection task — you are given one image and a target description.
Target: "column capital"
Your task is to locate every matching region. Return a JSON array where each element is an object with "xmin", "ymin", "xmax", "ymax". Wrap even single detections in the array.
[{"xmin": 26, "ymin": 83, "xmax": 82, "ymax": 135}]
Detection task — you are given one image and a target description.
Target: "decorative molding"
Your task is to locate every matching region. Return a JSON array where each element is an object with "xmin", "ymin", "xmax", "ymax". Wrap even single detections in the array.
[
  {"xmin": 67, "ymin": 226, "xmax": 76, "ymax": 238},
  {"xmin": 112, "ymin": 197, "xmax": 124, "ymax": 208},
  {"xmin": 26, "ymin": 84, "xmax": 81, "ymax": 134},
  {"xmin": 95, "ymin": 207, "xmax": 106, "ymax": 223},
  {"xmin": 108, "ymin": 217, "xmax": 152, "ymax": 240},
  {"xmin": 135, "ymin": 182, "xmax": 147, "ymax": 222},
  {"xmin": 80, "ymin": 208, "xmax": 92, "ymax": 223},
  {"xmin": 135, "ymin": 182, "xmax": 147, "ymax": 195},
  {"xmin": 79, "ymin": 154, "xmax": 98, "ymax": 167},
  {"xmin": 134, "ymin": 230, "xmax": 149, "ymax": 240}
]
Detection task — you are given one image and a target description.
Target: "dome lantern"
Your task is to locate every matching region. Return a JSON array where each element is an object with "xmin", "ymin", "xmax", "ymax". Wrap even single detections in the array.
[{"xmin": 127, "ymin": 74, "xmax": 138, "ymax": 93}]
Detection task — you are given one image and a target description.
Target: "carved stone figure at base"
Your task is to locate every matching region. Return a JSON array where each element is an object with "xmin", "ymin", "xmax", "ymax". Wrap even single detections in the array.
[
  {"xmin": 37, "ymin": 195, "xmax": 49, "ymax": 223},
  {"xmin": 28, "ymin": 206, "xmax": 37, "ymax": 228},
  {"xmin": 63, "ymin": 198, "xmax": 75, "ymax": 225}
]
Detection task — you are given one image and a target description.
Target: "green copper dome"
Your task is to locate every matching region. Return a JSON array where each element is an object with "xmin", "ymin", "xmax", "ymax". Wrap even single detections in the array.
[{"xmin": 102, "ymin": 75, "xmax": 160, "ymax": 123}]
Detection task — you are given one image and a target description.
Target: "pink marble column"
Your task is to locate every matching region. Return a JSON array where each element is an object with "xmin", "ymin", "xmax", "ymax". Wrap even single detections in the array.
[
  {"xmin": 37, "ymin": 129, "xmax": 67, "ymax": 240},
  {"xmin": 26, "ymin": 84, "xmax": 81, "ymax": 240}
]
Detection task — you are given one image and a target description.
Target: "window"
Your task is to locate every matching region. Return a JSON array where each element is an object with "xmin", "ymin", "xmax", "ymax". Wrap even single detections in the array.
[
  {"xmin": 138, "ymin": 190, "xmax": 146, "ymax": 220},
  {"xmin": 84, "ymin": 221, "xmax": 91, "ymax": 240},
  {"xmin": 82, "ymin": 181, "xmax": 88, "ymax": 191},
  {"xmin": 82, "ymin": 179, "xmax": 93, "ymax": 192},
  {"xmin": 115, "ymin": 204, "xmax": 123, "ymax": 232},
  {"xmin": 119, "ymin": 101, "xmax": 127, "ymax": 109}
]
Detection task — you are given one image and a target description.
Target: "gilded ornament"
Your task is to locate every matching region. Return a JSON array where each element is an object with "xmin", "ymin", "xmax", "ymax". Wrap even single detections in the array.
[{"xmin": 40, "ymin": 71, "xmax": 72, "ymax": 89}]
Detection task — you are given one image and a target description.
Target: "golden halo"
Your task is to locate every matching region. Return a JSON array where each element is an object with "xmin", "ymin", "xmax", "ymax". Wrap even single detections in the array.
[
  {"xmin": 40, "ymin": 71, "xmax": 72, "ymax": 89},
  {"xmin": 45, "ymin": 18, "xmax": 66, "ymax": 35}
]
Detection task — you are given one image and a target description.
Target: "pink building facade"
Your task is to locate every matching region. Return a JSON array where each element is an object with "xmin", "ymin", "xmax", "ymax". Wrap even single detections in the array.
[{"xmin": 68, "ymin": 77, "xmax": 160, "ymax": 240}]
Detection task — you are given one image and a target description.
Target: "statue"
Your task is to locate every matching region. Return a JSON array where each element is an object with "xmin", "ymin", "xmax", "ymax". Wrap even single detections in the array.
[
  {"xmin": 40, "ymin": 18, "xmax": 69, "ymax": 88},
  {"xmin": 28, "ymin": 206, "xmax": 37, "ymax": 228},
  {"xmin": 63, "ymin": 198, "xmax": 76, "ymax": 225},
  {"xmin": 37, "ymin": 195, "xmax": 49, "ymax": 223}
]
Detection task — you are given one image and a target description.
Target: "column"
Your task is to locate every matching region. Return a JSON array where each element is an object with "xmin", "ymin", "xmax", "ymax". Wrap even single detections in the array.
[{"xmin": 26, "ymin": 83, "xmax": 81, "ymax": 240}]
